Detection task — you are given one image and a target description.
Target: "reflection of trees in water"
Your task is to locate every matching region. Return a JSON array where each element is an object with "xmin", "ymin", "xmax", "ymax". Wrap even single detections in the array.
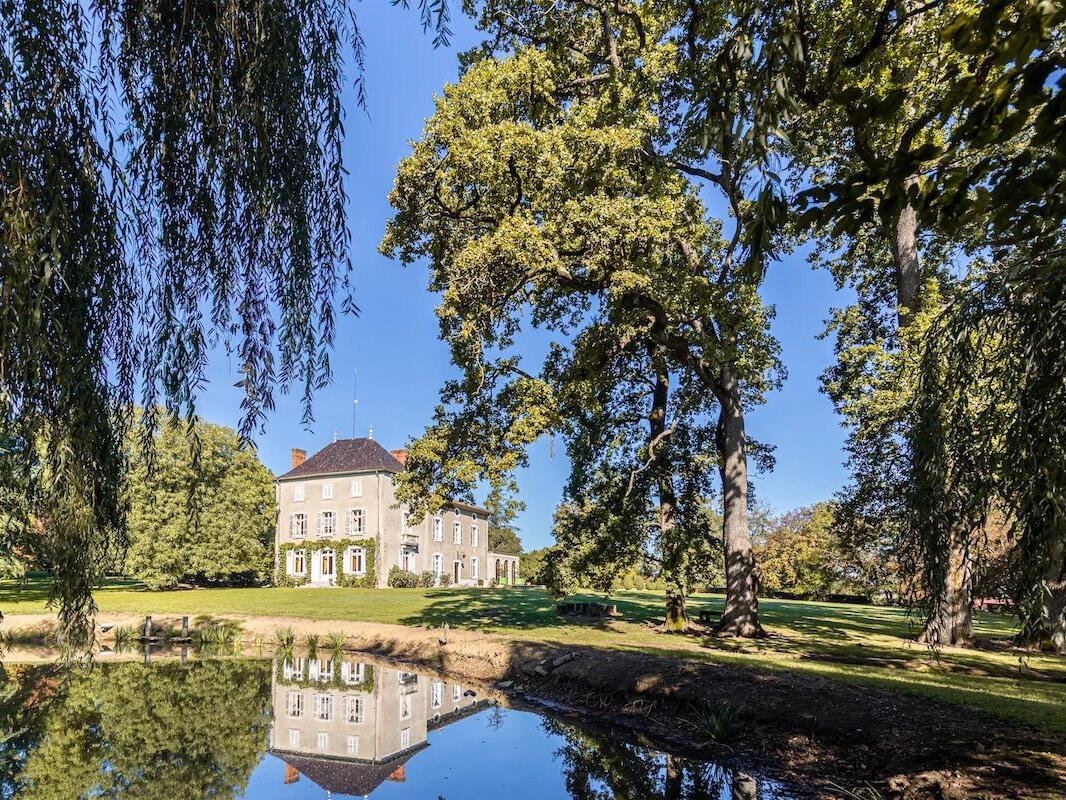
[
  {"xmin": 543, "ymin": 717, "xmax": 760, "ymax": 800},
  {"xmin": 0, "ymin": 659, "xmax": 271, "ymax": 799}
]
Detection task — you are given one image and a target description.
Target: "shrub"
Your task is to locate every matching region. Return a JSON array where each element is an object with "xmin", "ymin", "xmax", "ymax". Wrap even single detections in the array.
[
  {"xmin": 328, "ymin": 631, "xmax": 347, "ymax": 652},
  {"xmin": 305, "ymin": 633, "xmax": 320, "ymax": 657},
  {"xmin": 388, "ymin": 566, "xmax": 422, "ymax": 588},
  {"xmin": 696, "ymin": 702, "xmax": 740, "ymax": 744},
  {"xmin": 417, "ymin": 570, "xmax": 436, "ymax": 588},
  {"xmin": 439, "ymin": 573, "xmax": 453, "ymax": 588}
]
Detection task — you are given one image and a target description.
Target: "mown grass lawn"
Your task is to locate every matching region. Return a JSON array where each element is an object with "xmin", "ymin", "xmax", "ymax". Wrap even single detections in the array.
[{"xmin": 4, "ymin": 578, "xmax": 1065, "ymax": 732}]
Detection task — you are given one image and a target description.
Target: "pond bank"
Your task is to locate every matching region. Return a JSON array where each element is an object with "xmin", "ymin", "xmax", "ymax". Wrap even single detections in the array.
[{"xmin": 5, "ymin": 612, "xmax": 1066, "ymax": 799}]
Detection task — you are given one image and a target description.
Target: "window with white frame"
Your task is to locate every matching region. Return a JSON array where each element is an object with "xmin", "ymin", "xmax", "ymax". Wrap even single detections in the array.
[
  {"xmin": 452, "ymin": 684, "xmax": 461, "ymax": 702},
  {"xmin": 342, "ymin": 661, "xmax": 365, "ymax": 685},
  {"xmin": 317, "ymin": 731, "xmax": 329, "ymax": 751},
  {"xmin": 288, "ymin": 728, "xmax": 301, "ymax": 747},
  {"xmin": 350, "ymin": 478, "xmax": 363, "ymax": 497},
  {"xmin": 431, "ymin": 681, "xmax": 443, "ymax": 708},
  {"xmin": 317, "ymin": 511, "xmax": 336, "ymax": 537},
  {"xmin": 292, "ymin": 658, "xmax": 305, "ymax": 681},
  {"xmin": 287, "ymin": 548, "xmax": 307, "ymax": 576},
  {"xmin": 453, "ymin": 520, "xmax": 462, "ymax": 544},
  {"xmin": 471, "ymin": 557, "xmax": 479, "ymax": 579},
  {"xmin": 346, "ymin": 546, "xmax": 366, "ymax": 575},
  {"xmin": 471, "ymin": 524, "xmax": 479, "ymax": 547},
  {"xmin": 399, "ymin": 695, "xmax": 411, "ymax": 720},
  {"xmin": 286, "ymin": 691, "xmax": 304, "ymax": 718},
  {"xmin": 319, "ymin": 658, "xmax": 334, "ymax": 683},
  {"xmin": 432, "ymin": 553, "xmax": 443, "ymax": 576},
  {"xmin": 432, "ymin": 516, "xmax": 443, "ymax": 541},
  {"xmin": 346, "ymin": 508, "xmax": 366, "ymax": 534},
  {"xmin": 400, "ymin": 728, "xmax": 411, "ymax": 749},
  {"xmin": 321, "ymin": 482, "xmax": 333, "ymax": 499},
  {"xmin": 346, "ymin": 735, "xmax": 359, "ymax": 755},
  {"xmin": 293, "ymin": 485, "xmax": 305, "ymax": 502},
  {"xmin": 290, "ymin": 513, "xmax": 307, "ymax": 538},
  {"xmin": 313, "ymin": 694, "xmax": 333, "ymax": 721},
  {"xmin": 345, "ymin": 695, "xmax": 364, "ymax": 724}
]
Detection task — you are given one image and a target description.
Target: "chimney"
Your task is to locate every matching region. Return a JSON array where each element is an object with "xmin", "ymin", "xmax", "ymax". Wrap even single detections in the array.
[
  {"xmin": 291, "ymin": 448, "xmax": 307, "ymax": 469},
  {"xmin": 390, "ymin": 449, "xmax": 408, "ymax": 466},
  {"xmin": 283, "ymin": 764, "xmax": 300, "ymax": 784},
  {"xmin": 388, "ymin": 765, "xmax": 407, "ymax": 783}
]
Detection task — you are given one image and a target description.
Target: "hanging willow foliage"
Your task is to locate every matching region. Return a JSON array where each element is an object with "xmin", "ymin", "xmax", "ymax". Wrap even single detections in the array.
[
  {"xmin": 0, "ymin": 0, "xmax": 428, "ymax": 646},
  {"xmin": 908, "ymin": 271, "xmax": 1066, "ymax": 652}
]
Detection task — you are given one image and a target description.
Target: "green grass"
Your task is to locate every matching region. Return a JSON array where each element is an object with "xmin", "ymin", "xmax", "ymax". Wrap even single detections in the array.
[{"xmin": 3, "ymin": 578, "xmax": 1064, "ymax": 731}]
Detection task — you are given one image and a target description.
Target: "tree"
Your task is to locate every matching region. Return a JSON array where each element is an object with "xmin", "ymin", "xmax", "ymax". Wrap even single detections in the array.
[
  {"xmin": 486, "ymin": 487, "xmax": 524, "ymax": 555},
  {"xmin": 385, "ymin": 2, "xmax": 783, "ymax": 637},
  {"xmin": 16, "ymin": 659, "xmax": 272, "ymax": 799},
  {"xmin": 123, "ymin": 418, "xmax": 275, "ymax": 589}
]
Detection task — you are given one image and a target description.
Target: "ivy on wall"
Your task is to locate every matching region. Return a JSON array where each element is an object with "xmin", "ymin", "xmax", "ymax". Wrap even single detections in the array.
[
  {"xmin": 275, "ymin": 657, "xmax": 376, "ymax": 692},
  {"xmin": 276, "ymin": 538, "xmax": 376, "ymax": 588}
]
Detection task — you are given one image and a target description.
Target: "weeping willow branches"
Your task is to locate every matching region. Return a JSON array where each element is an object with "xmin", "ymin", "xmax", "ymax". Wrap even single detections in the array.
[
  {"xmin": 909, "ymin": 271, "xmax": 1066, "ymax": 652},
  {"xmin": 0, "ymin": 0, "xmax": 384, "ymax": 644}
]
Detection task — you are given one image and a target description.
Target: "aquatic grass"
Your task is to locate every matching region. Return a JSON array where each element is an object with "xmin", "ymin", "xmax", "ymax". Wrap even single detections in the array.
[
  {"xmin": 111, "ymin": 625, "xmax": 138, "ymax": 646},
  {"xmin": 695, "ymin": 702, "xmax": 740, "ymax": 744},
  {"xmin": 274, "ymin": 627, "xmax": 295, "ymax": 649},
  {"xmin": 328, "ymin": 631, "xmax": 347, "ymax": 653},
  {"xmin": 305, "ymin": 633, "xmax": 320, "ymax": 658}
]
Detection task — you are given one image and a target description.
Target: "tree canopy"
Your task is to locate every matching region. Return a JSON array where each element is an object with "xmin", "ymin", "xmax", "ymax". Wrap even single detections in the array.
[{"xmin": 123, "ymin": 418, "xmax": 275, "ymax": 589}]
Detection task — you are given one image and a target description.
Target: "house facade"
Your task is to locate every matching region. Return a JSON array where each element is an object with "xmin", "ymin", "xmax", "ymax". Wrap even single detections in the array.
[
  {"xmin": 275, "ymin": 437, "xmax": 514, "ymax": 587},
  {"xmin": 269, "ymin": 656, "xmax": 488, "ymax": 793}
]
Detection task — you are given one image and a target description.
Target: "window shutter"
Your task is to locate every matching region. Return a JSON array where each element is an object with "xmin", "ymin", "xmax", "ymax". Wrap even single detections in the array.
[
  {"xmin": 289, "ymin": 515, "xmax": 294, "ymax": 536},
  {"xmin": 316, "ymin": 512, "xmax": 322, "ymax": 535}
]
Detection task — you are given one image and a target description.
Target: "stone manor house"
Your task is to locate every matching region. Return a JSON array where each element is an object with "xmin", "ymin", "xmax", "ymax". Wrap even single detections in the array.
[{"xmin": 274, "ymin": 436, "xmax": 519, "ymax": 588}]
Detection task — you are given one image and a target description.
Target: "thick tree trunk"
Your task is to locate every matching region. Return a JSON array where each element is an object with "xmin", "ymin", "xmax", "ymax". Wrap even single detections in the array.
[
  {"xmin": 890, "ymin": 180, "xmax": 977, "ymax": 647},
  {"xmin": 650, "ymin": 361, "xmax": 685, "ymax": 632},
  {"xmin": 1042, "ymin": 530, "xmax": 1066, "ymax": 654},
  {"xmin": 714, "ymin": 368, "xmax": 763, "ymax": 637},
  {"xmin": 890, "ymin": 177, "xmax": 921, "ymax": 326},
  {"xmin": 918, "ymin": 524, "xmax": 973, "ymax": 646},
  {"xmin": 664, "ymin": 754, "xmax": 683, "ymax": 800}
]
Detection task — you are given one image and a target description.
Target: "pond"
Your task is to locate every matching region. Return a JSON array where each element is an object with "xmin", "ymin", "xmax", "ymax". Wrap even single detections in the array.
[{"xmin": 0, "ymin": 651, "xmax": 794, "ymax": 799}]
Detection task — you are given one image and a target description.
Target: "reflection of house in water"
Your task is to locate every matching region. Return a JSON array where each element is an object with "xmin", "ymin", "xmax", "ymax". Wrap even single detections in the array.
[{"xmin": 269, "ymin": 657, "xmax": 488, "ymax": 796}]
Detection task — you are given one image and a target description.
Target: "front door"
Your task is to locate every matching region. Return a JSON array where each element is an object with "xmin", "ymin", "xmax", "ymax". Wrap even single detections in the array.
[
  {"xmin": 320, "ymin": 548, "xmax": 335, "ymax": 585},
  {"xmin": 453, "ymin": 560, "xmax": 461, "ymax": 584}
]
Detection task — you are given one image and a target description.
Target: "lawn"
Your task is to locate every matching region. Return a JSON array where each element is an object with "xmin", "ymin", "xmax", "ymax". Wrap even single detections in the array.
[{"xmin": 3, "ymin": 578, "xmax": 1065, "ymax": 732}]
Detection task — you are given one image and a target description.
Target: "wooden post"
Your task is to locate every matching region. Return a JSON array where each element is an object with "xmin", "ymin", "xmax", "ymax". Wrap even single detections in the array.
[
  {"xmin": 143, "ymin": 616, "xmax": 152, "ymax": 640},
  {"xmin": 180, "ymin": 616, "xmax": 189, "ymax": 639}
]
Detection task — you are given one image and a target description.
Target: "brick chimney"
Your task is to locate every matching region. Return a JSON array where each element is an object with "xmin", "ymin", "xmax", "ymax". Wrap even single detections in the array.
[
  {"xmin": 390, "ymin": 449, "xmax": 408, "ymax": 466},
  {"xmin": 283, "ymin": 764, "xmax": 300, "ymax": 784},
  {"xmin": 291, "ymin": 448, "xmax": 307, "ymax": 469}
]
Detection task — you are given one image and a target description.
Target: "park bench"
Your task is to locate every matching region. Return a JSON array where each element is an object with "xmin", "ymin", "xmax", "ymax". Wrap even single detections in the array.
[{"xmin": 556, "ymin": 601, "xmax": 617, "ymax": 618}]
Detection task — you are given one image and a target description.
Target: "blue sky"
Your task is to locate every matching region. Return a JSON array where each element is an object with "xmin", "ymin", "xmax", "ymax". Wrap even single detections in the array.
[{"xmin": 195, "ymin": 4, "xmax": 851, "ymax": 551}]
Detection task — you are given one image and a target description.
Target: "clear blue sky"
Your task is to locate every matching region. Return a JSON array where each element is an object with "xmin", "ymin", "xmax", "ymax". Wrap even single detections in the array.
[{"xmin": 195, "ymin": 4, "xmax": 852, "ymax": 551}]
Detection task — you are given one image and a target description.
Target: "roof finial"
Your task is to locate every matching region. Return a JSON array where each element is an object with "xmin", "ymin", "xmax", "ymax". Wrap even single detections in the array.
[
  {"xmin": 368, "ymin": 424, "xmax": 374, "ymax": 441},
  {"xmin": 333, "ymin": 427, "xmax": 338, "ymax": 443}
]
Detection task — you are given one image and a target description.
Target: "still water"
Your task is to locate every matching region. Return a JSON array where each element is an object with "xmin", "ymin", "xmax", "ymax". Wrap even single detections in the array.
[{"xmin": 0, "ymin": 653, "xmax": 793, "ymax": 799}]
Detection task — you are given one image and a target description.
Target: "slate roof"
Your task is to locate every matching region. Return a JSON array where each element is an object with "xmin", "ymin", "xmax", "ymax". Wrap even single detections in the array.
[
  {"xmin": 273, "ymin": 746, "xmax": 426, "ymax": 796},
  {"xmin": 277, "ymin": 438, "xmax": 405, "ymax": 480}
]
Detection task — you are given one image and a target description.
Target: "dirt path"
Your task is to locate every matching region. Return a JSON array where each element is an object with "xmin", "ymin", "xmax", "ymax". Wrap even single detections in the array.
[{"xmin": 5, "ymin": 613, "xmax": 1065, "ymax": 799}]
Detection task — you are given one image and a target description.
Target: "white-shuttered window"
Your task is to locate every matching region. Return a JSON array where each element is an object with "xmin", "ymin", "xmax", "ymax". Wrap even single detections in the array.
[
  {"xmin": 347, "ymin": 735, "xmax": 359, "ymax": 754},
  {"xmin": 293, "ymin": 485, "xmax": 305, "ymax": 502},
  {"xmin": 350, "ymin": 478, "xmax": 363, "ymax": 497},
  {"xmin": 287, "ymin": 549, "xmax": 306, "ymax": 576},
  {"xmin": 432, "ymin": 517, "xmax": 443, "ymax": 541},
  {"xmin": 471, "ymin": 524, "xmax": 479, "ymax": 547},
  {"xmin": 286, "ymin": 691, "xmax": 304, "ymax": 718},
  {"xmin": 453, "ymin": 520, "xmax": 462, "ymax": 544},
  {"xmin": 290, "ymin": 513, "xmax": 307, "ymax": 538},
  {"xmin": 317, "ymin": 511, "xmax": 336, "ymax": 537},
  {"xmin": 313, "ymin": 694, "xmax": 333, "ymax": 721},
  {"xmin": 321, "ymin": 482, "xmax": 333, "ymax": 499},
  {"xmin": 346, "ymin": 508, "xmax": 366, "ymax": 534},
  {"xmin": 345, "ymin": 695, "xmax": 364, "ymax": 724}
]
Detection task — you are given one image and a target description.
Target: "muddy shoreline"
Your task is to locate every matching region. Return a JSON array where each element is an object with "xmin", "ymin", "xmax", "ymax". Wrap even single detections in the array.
[{"xmin": 5, "ymin": 613, "xmax": 1066, "ymax": 799}]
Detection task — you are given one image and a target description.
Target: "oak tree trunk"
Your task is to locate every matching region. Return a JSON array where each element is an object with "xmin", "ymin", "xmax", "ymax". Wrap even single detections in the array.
[
  {"xmin": 918, "ymin": 524, "xmax": 973, "ymax": 647},
  {"xmin": 890, "ymin": 179, "xmax": 977, "ymax": 647},
  {"xmin": 650, "ymin": 361, "xmax": 686, "ymax": 632},
  {"xmin": 1041, "ymin": 529, "xmax": 1066, "ymax": 654},
  {"xmin": 714, "ymin": 368, "xmax": 763, "ymax": 637}
]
